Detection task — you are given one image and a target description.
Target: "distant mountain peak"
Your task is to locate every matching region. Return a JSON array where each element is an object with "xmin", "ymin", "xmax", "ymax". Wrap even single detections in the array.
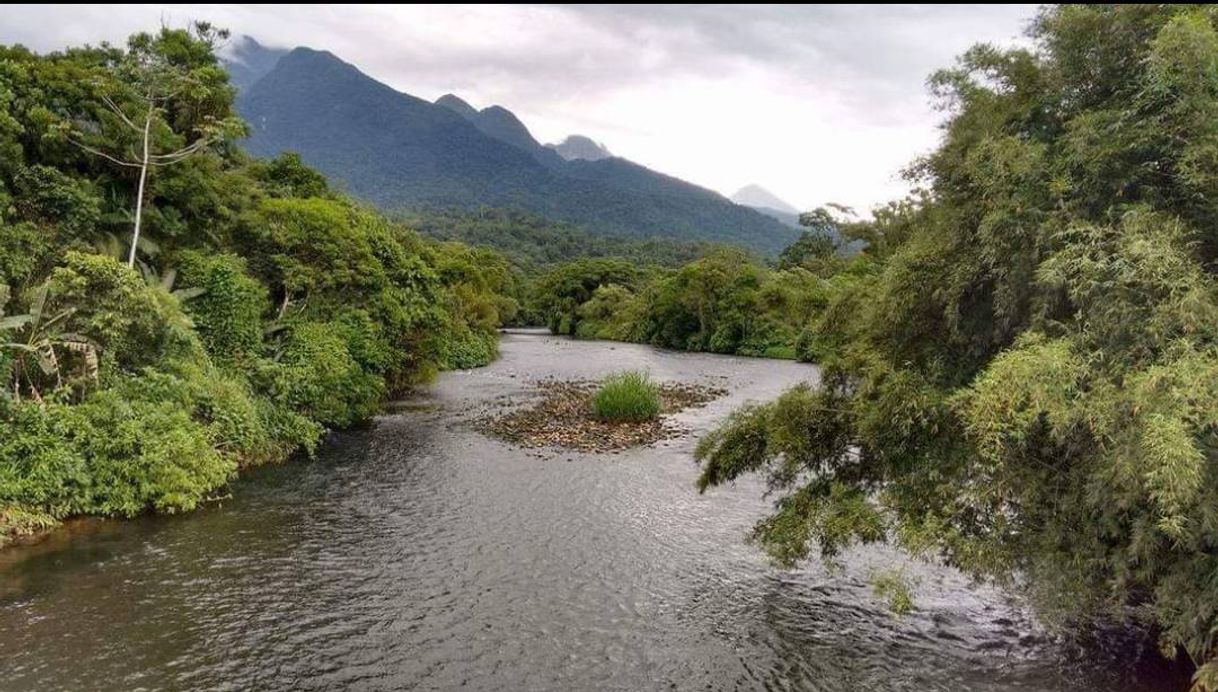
[
  {"xmin": 435, "ymin": 93, "xmax": 478, "ymax": 120},
  {"xmin": 267, "ymin": 46, "xmax": 360, "ymax": 79},
  {"xmin": 731, "ymin": 185, "xmax": 799, "ymax": 215},
  {"xmin": 472, "ymin": 105, "xmax": 542, "ymax": 151},
  {"xmin": 234, "ymin": 46, "xmax": 798, "ymax": 254},
  {"xmin": 435, "ymin": 95, "xmax": 542, "ymax": 153},
  {"xmin": 547, "ymin": 135, "xmax": 612, "ymax": 161},
  {"xmin": 221, "ymin": 35, "xmax": 289, "ymax": 91}
]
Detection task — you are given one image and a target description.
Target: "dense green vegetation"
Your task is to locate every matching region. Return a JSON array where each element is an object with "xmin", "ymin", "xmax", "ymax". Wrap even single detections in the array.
[
  {"xmin": 401, "ymin": 209, "xmax": 733, "ymax": 327},
  {"xmin": 0, "ymin": 26, "xmax": 514, "ymax": 544},
  {"xmin": 592, "ymin": 371, "xmax": 660, "ymax": 422},
  {"xmin": 8, "ymin": 7, "xmax": 1218, "ymax": 687},
  {"xmin": 694, "ymin": 5, "xmax": 1218, "ymax": 685},
  {"xmin": 529, "ymin": 223, "xmax": 850, "ymax": 359},
  {"xmin": 402, "ymin": 207, "xmax": 717, "ymax": 273}
]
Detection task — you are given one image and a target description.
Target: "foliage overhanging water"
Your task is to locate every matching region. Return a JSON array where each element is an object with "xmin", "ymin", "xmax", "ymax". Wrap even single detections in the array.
[{"xmin": 0, "ymin": 331, "xmax": 1187, "ymax": 691}]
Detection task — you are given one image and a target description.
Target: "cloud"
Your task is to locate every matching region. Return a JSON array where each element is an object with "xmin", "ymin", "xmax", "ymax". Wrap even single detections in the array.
[{"xmin": 0, "ymin": 4, "xmax": 1037, "ymax": 213}]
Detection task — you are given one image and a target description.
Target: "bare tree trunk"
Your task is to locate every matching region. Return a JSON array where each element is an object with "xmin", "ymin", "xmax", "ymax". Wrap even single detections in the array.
[{"xmin": 128, "ymin": 110, "xmax": 152, "ymax": 268}]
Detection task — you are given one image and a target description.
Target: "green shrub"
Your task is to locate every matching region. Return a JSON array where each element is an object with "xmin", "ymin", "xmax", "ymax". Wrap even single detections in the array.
[
  {"xmin": 592, "ymin": 371, "xmax": 661, "ymax": 422},
  {"xmin": 60, "ymin": 389, "xmax": 235, "ymax": 515},
  {"xmin": 437, "ymin": 323, "xmax": 498, "ymax": 370},
  {"xmin": 264, "ymin": 321, "xmax": 385, "ymax": 428},
  {"xmin": 0, "ymin": 401, "xmax": 88, "ymax": 516},
  {"xmin": 761, "ymin": 344, "xmax": 797, "ymax": 360},
  {"xmin": 129, "ymin": 358, "xmax": 320, "ymax": 467},
  {"xmin": 175, "ymin": 251, "xmax": 269, "ymax": 362},
  {"xmin": 44, "ymin": 251, "xmax": 198, "ymax": 374},
  {"xmin": 329, "ymin": 309, "xmax": 393, "ymax": 374},
  {"xmin": 0, "ymin": 506, "xmax": 59, "ymax": 547},
  {"xmin": 256, "ymin": 395, "xmax": 324, "ymax": 462},
  {"xmin": 0, "ymin": 390, "xmax": 235, "ymax": 518}
]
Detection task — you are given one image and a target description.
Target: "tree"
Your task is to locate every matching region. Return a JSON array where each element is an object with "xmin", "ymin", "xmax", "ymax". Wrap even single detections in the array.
[
  {"xmin": 1, "ymin": 284, "xmax": 98, "ymax": 404},
  {"xmin": 531, "ymin": 258, "xmax": 641, "ymax": 335},
  {"xmin": 65, "ymin": 23, "xmax": 244, "ymax": 267},
  {"xmin": 637, "ymin": 248, "xmax": 764, "ymax": 352},
  {"xmin": 778, "ymin": 228, "xmax": 837, "ymax": 272},
  {"xmin": 696, "ymin": 6, "xmax": 1218, "ymax": 686}
]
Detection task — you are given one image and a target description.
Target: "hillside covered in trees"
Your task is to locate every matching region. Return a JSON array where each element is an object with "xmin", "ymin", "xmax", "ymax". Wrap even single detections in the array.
[
  {"xmin": 403, "ymin": 208, "xmax": 721, "ymax": 273},
  {"xmin": 8, "ymin": 6, "xmax": 1218, "ymax": 688},
  {"xmin": 231, "ymin": 44, "xmax": 800, "ymax": 255},
  {"xmin": 0, "ymin": 25, "xmax": 516, "ymax": 544}
]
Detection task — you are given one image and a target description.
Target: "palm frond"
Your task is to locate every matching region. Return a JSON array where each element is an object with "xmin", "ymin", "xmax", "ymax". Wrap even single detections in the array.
[{"xmin": 0, "ymin": 315, "xmax": 32, "ymax": 331}]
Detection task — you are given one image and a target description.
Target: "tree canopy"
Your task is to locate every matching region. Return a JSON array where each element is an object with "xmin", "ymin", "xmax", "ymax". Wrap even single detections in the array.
[
  {"xmin": 695, "ymin": 6, "xmax": 1218, "ymax": 686},
  {"xmin": 0, "ymin": 26, "xmax": 515, "ymax": 544}
]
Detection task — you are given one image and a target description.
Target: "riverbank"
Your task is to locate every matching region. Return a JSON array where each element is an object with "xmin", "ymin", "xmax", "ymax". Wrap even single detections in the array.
[
  {"xmin": 0, "ymin": 364, "xmax": 478, "ymax": 553},
  {"xmin": 0, "ymin": 330, "xmax": 1187, "ymax": 690}
]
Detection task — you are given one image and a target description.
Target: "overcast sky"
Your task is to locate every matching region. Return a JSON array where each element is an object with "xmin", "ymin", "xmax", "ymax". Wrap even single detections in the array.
[{"xmin": 2, "ymin": 4, "xmax": 1038, "ymax": 214}]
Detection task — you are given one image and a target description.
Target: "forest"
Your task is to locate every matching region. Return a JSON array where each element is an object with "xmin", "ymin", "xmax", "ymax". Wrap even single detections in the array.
[
  {"xmin": 526, "ymin": 207, "xmax": 858, "ymax": 360},
  {"xmin": 524, "ymin": 5, "xmax": 1218, "ymax": 684},
  {"xmin": 403, "ymin": 207, "xmax": 718, "ymax": 274},
  {"xmin": 0, "ymin": 25, "xmax": 515, "ymax": 543},
  {"xmin": 5, "ymin": 5, "xmax": 1218, "ymax": 688},
  {"xmin": 689, "ymin": 5, "xmax": 1218, "ymax": 686}
]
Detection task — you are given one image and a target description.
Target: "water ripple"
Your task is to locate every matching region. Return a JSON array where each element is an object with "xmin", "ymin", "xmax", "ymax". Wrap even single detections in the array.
[{"xmin": 0, "ymin": 331, "xmax": 1188, "ymax": 691}]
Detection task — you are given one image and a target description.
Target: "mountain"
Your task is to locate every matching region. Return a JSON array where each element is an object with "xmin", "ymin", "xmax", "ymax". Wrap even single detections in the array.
[
  {"xmin": 239, "ymin": 48, "xmax": 546, "ymax": 202},
  {"xmin": 223, "ymin": 36, "xmax": 289, "ymax": 92},
  {"xmin": 234, "ymin": 47, "xmax": 798, "ymax": 254},
  {"xmin": 547, "ymin": 135, "xmax": 612, "ymax": 161},
  {"xmin": 731, "ymin": 185, "xmax": 805, "ymax": 228},
  {"xmin": 749, "ymin": 206, "xmax": 801, "ymax": 229},
  {"xmin": 731, "ymin": 185, "xmax": 800, "ymax": 214},
  {"xmin": 434, "ymin": 96, "xmax": 607, "ymax": 166},
  {"xmin": 436, "ymin": 94, "xmax": 549, "ymax": 156},
  {"xmin": 728, "ymin": 186, "xmax": 862, "ymax": 253},
  {"xmin": 435, "ymin": 93, "xmax": 478, "ymax": 119}
]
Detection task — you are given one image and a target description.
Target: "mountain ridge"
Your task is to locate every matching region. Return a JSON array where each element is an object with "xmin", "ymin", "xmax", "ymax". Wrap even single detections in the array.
[
  {"xmin": 222, "ymin": 35, "xmax": 289, "ymax": 91},
  {"xmin": 547, "ymin": 135, "xmax": 612, "ymax": 161},
  {"xmin": 234, "ymin": 45, "xmax": 799, "ymax": 253},
  {"xmin": 435, "ymin": 95, "xmax": 551, "ymax": 157}
]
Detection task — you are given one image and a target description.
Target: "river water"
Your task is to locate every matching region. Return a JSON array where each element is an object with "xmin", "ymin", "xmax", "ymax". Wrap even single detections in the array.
[{"xmin": 0, "ymin": 331, "xmax": 1187, "ymax": 690}]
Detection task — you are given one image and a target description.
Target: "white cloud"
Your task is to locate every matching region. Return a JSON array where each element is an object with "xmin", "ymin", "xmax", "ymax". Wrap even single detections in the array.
[{"xmin": 0, "ymin": 4, "xmax": 1038, "ymax": 213}]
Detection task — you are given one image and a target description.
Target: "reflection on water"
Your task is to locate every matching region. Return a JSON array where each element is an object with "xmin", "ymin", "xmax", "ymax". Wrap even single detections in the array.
[{"xmin": 0, "ymin": 331, "xmax": 1189, "ymax": 690}]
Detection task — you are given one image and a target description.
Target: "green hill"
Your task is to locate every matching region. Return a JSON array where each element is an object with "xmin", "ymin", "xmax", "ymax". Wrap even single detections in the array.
[{"xmin": 236, "ymin": 47, "xmax": 799, "ymax": 255}]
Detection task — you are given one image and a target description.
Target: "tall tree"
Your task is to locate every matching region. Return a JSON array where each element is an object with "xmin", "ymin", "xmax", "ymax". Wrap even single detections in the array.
[
  {"xmin": 65, "ymin": 23, "xmax": 244, "ymax": 267},
  {"xmin": 696, "ymin": 6, "xmax": 1218, "ymax": 687}
]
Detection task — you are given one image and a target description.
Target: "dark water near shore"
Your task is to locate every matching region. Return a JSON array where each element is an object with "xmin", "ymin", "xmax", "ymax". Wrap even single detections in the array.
[{"xmin": 0, "ymin": 331, "xmax": 1189, "ymax": 690}]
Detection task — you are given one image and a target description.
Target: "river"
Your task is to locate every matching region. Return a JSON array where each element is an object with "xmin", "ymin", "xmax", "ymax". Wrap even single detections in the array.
[{"xmin": 0, "ymin": 330, "xmax": 1187, "ymax": 690}]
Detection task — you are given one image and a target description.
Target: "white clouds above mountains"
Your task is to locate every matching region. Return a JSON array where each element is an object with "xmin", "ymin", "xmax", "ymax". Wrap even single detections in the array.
[{"xmin": 1, "ymin": 4, "xmax": 1036, "ymax": 212}]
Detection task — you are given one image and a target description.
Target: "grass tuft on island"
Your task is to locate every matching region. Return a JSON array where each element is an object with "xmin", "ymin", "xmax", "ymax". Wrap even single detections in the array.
[
  {"xmin": 480, "ymin": 376, "xmax": 725, "ymax": 452},
  {"xmin": 593, "ymin": 371, "xmax": 661, "ymax": 422}
]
